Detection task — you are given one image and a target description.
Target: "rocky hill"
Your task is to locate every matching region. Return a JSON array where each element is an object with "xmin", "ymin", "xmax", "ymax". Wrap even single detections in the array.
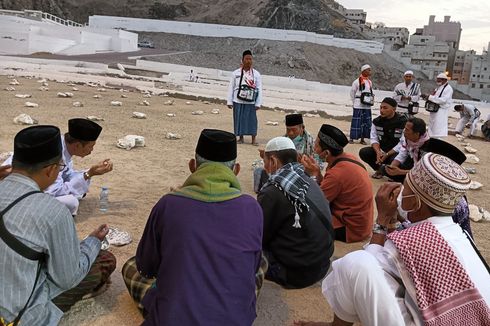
[{"xmin": 0, "ymin": 0, "xmax": 365, "ymax": 39}]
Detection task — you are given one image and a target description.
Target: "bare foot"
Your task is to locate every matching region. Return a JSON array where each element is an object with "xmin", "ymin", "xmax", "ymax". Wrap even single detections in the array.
[{"xmin": 293, "ymin": 321, "xmax": 331, "ymax": 326}]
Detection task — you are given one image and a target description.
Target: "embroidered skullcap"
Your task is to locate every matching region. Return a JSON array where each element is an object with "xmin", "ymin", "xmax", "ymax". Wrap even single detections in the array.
[
  {"xmin": 361, "ymin": 64, "xmax": 371, "ymax": 72},
  {"xmin": 382, "ymin": 97, "xmax": 398, "ymax": 108},
  {"xmin": 196, "ymin": 129, "xmax": 237, "ymax": 162},
  {"xmin": 318, "ymin": 124, "xmax": 348, "ymax": 151},
  {"xmin": 406, "ymin": 153, "xmax": 471, "ymax": 214},
  {"xmin": 404, "ymin": 70, "xmax": 414, "ymax": 76},
  {"xmin": 68, "ymin": 118, "xmax": 102, "ymax": 141},
  {"xmin": 285, "ymin": 114, "xmax": 303, "ymax": 126},
  {"xmin": 265, "ymin": 137, "xmax": 296, "ymax": 152},
  {"xmin": 436, "ymin": 73, "xmax": 448, "ymax": 79},
  {"xmin": 420, "ymin": 138, "xmax": 466, "ymax": 165},
  {"xmin": 13, "ymin": 125, "xmax": 62, "ymax": 164},
  {"xmin": 242, "ymin": 50, "xmax": 252, "ymax": 58}
]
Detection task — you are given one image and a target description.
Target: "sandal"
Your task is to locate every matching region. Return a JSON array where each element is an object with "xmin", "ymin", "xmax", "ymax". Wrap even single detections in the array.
[
  {"xmin": 371, "ymin": 172, "xmax": 383, "ymax": 179},
  {"xmin": 252, "ymin": 142, "xmax": 259, "ymax": 146},
  {"xmin": 360, "ymin": 140, "xmax": 367, "ymax": 145},
  {"xmin": 348, "ymin": 139, "xmax": 354, "ymax": 144},
  {"xmin": 237, "ymin": 139, "xmax": 244, "ymax": 144}
]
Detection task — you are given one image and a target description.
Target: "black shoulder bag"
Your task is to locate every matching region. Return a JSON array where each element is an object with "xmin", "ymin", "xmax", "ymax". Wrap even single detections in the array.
[
  {"xmin": 236, "ymin": 69, "xmax": 258, "ymax": 103},
  {"xmin": 0, "ymin": 191, "xmax": 45, "ymax": 326},
  {"xmin": 359, "ymin": 77, "xmax": 374, "ymax": 106},
  {"xmin": 425, "ymin": 84, "xmax": 448, "ymax": 113},
  {"xmin": 407, "ymin": 83, "xmax": 420, "ymax": 115}
]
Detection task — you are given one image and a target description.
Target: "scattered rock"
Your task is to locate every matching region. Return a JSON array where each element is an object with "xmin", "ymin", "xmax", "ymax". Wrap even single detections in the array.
[
  {"xmin": 15, "ymin": 94, "xmax": 31, "ymax": 98},
  {"xmin": 9, "ymin": 79, "xmax": 20, "ymax": 85},
  {"xmin": 5, "ymin": 86, "xmax": 15, "ymax": 91},
  {"xmin": 211, "ymin": 108, "xmax": 220, "ymax": 114},
  {"xmin": 72, "ymin": 87, "xmax": 79, "ymax": 91},
  {"xmin": 57, "ymin": 92, "xmax": 73, "ymax": 98},
  {"xmin": 41, "ymin": 82, "xmax": 48, "ymax": 87},
  {"xmin": 202, "ymin": 101, "xmax": 211, "ymax": 105},
  {"xmin": 162, "ymin": 94, "xmax": 169, "ymax": 97},
  {"xmin": 37, "ymin": 78, "xmax": 47, "ymax": 83},
  {"xmin": 24, "ymin": 102, "xmax": 38, "ymax": 108},
  {"xmin": 460, "ymin": 142, "xmax": 471, "ymax": 147},
  {"xmin": 87, "ymin": 116, "xmax": 104, "ymax": 121},
  {"xmin": 132, "ymin": 112, "xmax": 147, "ymax": 119},
  {"xmin": 67, "ymin": 83, "xmax": 76, "ymax": 86},
  {"xmin": 166, "ymin": 113, "xmax": 176, "ymax": 117},
  {"xmin": 117, "ymin": 135, "xmax": 145, "ymax": 150},
  {"xmin": 110, "ymin": 101, "xmax": 123, "ymax": 106},
  {"xmin": 121, "ymin": 94, "xmax": 128, "ymax": 98},
  {"xmin": 165, "ymin": 132, "xmax": 182, "ymax": 140},
  {"xmin": 164, "ymin": 100, "xmax": 175, "ymax": 106},
  {"xmin": 469, "ymin": 204, "xmax": 483, "ymax": 222},
  {"xmin": 97, "ymin": 88, "xmax": 107, "ymax": 92},
  {"xmin": 304, "ymin": 113, "xmax": 320, "ymax": 118},
  {"xmin": 72, "ymin": 101, "xmax": 83, "ymax": 108},
  {"xmin": 266, "ymin": 121, "xmax": 279, "ymax": 126},
  {"xmin": 464, "ymin": 146, "xmax": 477, "ymax": 154},
  {"xmin": 469, "ymin": 181, "xmax": 483, "ymax": 190},
  {"xmin": 465, "ymin": 154, "xmax": 480, "ymax": 164},
  {"xmin": 464, "ymin": 167, "xmax": 477, "ymax": 174},
  {"xmin": 38, "ymin": 86, "xmax": 49, "ymax": 91},
  {"xmin": 13, "ymin": 114, "xmax": 38, "ymax": 125},
  {"xmin": 191, "ymin": 110, "xmax": 204, "ymax": 115},
  {"xmin": 93, "ymin": 94, "xmax": 102, "ymax": 99},
  {"xmin": 143, "ymin": 94, "xmax": 152, "ymax": 98},
  {"xmin": 186, "ymin": 101, "xmax": 192, "ymax": 105},
  {"xmin": 455, "ymin": 134, "xmax": 465, "ymax": 142},
  {"xmin": 139, "ymin": 100, "xmax": 150, "ymax": 106}
]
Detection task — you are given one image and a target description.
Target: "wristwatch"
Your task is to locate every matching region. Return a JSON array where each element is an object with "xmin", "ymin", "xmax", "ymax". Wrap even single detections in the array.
[
  {"xmin": 372, "ymin": 223, "xmax": 388, "ymax": 235},
  {"xmin": 84, "ymin": 171, "xmax": 91, "ymax": 180}
]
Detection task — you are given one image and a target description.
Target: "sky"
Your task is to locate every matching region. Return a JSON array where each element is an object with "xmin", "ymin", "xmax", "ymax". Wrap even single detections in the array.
[{"xmin": 337, "ymin": 0, "xmax": 490, "ymax": 53}]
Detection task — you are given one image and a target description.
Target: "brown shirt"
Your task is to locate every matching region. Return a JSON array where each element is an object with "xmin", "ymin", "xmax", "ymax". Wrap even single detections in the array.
[{"xmin": 320, "ymin": 153, "xmax": 374, "ymax": 242}]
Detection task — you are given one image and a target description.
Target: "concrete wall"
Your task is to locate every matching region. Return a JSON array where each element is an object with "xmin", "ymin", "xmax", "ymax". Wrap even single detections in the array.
[{"xmin": 88, "ymin": 15, "xmax": 384, "ymax": 54}]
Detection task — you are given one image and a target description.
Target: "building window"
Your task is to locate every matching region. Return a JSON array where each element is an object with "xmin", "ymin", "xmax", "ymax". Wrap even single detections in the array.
[
  {"xmin": 480, "ymin": 84, "xmax": 484, "ymax": 89},
  {"xmin": 485, "ymin": 67, "xmax": 488, "ymax": 71},
  {"xmin": 471, "ymin": 83, "xmax": 475, "ymax": 88},
  {"xmin": 487, "ymin": 85, "xmax": 490, "ymax": 88}
]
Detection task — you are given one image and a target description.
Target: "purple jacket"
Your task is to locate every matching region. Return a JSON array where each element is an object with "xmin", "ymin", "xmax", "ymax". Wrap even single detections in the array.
[{"xmin": 136, "ymin": 194, "xmax": 263, "ymax": 326}]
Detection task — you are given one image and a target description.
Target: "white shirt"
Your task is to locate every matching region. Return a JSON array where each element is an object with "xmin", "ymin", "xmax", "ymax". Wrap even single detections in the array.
[
  {"xmin": 459, "ymin": 104, "xmax": 480, "ymax": 122},
  {"xmin": 393, "ymin": 82, "xmax": 421, "ymax": 112},
  {"xmin": 350, "ymin": 77, "xmax": 374, "ymax": 109},
  {"xmin": 227, "ymin": 68, "xmax": 262, "ymax": 107},
  {"xmin": 427, "ymin": 83, "xmax": 453, "ymax": 137}
]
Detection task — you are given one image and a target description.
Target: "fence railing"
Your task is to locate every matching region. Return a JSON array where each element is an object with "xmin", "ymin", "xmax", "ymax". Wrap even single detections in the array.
[{"xmin": 0, "ymin": 9, "xmax": 82, "ymax": 27}]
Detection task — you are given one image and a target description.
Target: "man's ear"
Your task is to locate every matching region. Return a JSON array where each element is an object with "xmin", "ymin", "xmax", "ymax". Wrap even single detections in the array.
[
  {"xmin": 233, "ymin": 163, "xmax": 241, "ymax": 176},
  {"xmin": 189, "ymin": 158, "xmax": 197, "ymax": 173},
  {"xmin": 46, "ymin": 164, "xmax": 58, "ymax": 178}
]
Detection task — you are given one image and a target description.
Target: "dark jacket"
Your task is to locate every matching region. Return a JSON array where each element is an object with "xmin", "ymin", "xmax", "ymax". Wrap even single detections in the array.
[{"xmin": 372, "ymin": 113, "xmax": 407, "ymax": 152}]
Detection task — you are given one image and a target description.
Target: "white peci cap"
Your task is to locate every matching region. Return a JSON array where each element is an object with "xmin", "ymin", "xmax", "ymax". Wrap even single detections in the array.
[
  {"xmin": 436, "ymin": 73, "xmax": 448, "ymax": 79},
  {"xmin": 361, "ymin": 64, "xmax": 371, "ymax": 72},
  {"xmin": 265, "ymin": 137, "xmax": 296, "ymax": 153},
  {"xmin": 404, "ymin": 70, "xmax": 414, "ymax": 76}
]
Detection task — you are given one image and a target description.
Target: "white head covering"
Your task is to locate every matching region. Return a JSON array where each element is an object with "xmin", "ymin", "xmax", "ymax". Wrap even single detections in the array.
[
  {"xmin": 436, "ymin": 73, "xmax": 448, "ymax": 79},
  {"xmin": 265, "ymin": 137, "xmax": 296, "ymax": 153},
  {"xmin": 404, "ymin": 70, "xmax": 414, "ymax": 76},
  {"xmin": 361, "ymin": 64, "xmax": 371, "ymax": 72}
]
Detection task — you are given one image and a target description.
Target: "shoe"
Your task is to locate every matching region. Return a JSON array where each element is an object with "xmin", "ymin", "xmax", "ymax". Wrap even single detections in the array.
[
  {"xmin": 360, "ymin": 140, "xmax": 367, "ymax": 145},
  {"xmin": 349, "ymin": 139, "xmax": 354, "ymax": 144},
  {"xmin": 252, "ymin": 142, "xmax": 259, "ymax": 146}
]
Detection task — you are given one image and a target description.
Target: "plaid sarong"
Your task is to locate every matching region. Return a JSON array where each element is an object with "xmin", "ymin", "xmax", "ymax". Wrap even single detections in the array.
[
  {"xmin": 122, "ymin": 255, "xmax": 269, "ymax": 313},
  {"xmin": 349, "ymin": 108, "xmax": 372, "ymax": 140},
  {"xmin": 52, "ymin": 250, "xmax": 116, "ymax": 312}
]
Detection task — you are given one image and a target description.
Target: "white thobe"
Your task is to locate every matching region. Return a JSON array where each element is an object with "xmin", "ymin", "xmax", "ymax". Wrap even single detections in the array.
[
  {"xmin": 350, "ymin": 78, "xmax": 373, "ymax": 110},
  {"xmin": 427, "ymin": 83, "xmax": 453, "ymax": 138},
  {"xmin": 393, "ymin": 82, "xmax": 421, "ymax": 114},
  {"xmin": 322, "ymin": 216, "xmax": 490, "ymax": 326},
  {"xmin": 455, "ymin": 104, "xmax": 481, "ymax": 135},
  {"xmin": 227, "ymin": 68, "xmax": 263, "ymax": 107}
]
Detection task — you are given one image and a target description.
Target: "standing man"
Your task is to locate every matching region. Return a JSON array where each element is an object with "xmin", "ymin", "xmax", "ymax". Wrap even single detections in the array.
[
  {"xmin": 393, "ymin": 70, "xmax": 421, "ymax": 118},
  {"xmin": 0, "ymin": 126, "xmax": 115, "ymax": 325},
  {"xmin": 422, "ymin": 73, "xmax": 453, "ymax": 138},
  {"xmin": 349, "ymin": 64, "xmax": 375, "ymax": 145},
  {"xmin": 454, "ymin": 104, "xmax": 481, "ymax": 138},
  {"xmin": 227, "ymin": 50, "xmax": 263, "ymax": 146},
  {"xmin": 258, "ymin": 137, "xmax": 334, "ymax": 289},
  {"xmin": 302, "ymin": 125, "xmax": 374, "ymax": 243},
  {"xmin": 122, "ymin": 129, "xmax": 265, "ymax": 325},
  {"xmin": 359, "ymin": 97, "xmax": 407, "ymax": 178}
]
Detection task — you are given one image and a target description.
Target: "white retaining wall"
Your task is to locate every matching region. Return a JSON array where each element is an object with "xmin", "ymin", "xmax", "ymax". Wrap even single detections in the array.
[{"xmin": 88, "ymin": 15, "xmax": 384, "ymax": 54}]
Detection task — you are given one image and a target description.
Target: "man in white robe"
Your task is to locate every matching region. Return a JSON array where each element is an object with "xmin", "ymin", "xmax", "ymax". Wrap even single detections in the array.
[
  {"xmin": 454, "ymin": 104, "xmax": 481, "ymax": 138},
  {"xmin": 393, "ymin": 70, "xmax": 421, "ymax": 118},
  {"xmin": 421, "ymin": 73, "xmax": 453, "ymax": 138}
]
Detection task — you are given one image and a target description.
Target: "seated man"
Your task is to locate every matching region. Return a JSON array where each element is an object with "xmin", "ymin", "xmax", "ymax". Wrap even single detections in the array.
[
  {"xmin": 359, "ymin": 97, "xmax": 407, "ymax": 178},
  {"xmin": 2, "ymin": 118, "xmax": 113, "ymax": 216},
  {"xmin": 454, "ymin": 104, "xmax": 481, "ymax": 139},
  {"xmin": 122, "ymin": 129, "xmax": 266, "ymax": 326},
  {"xmin": 301, "ymin": 124, "xmax": 373, "ymax": 243},
  {"xmin": 383, "ymin": 117, "xmax": 429, "ymax": 183},
  {"xmin": 297, "ymin": 153, "xmax": 490, "ymax": 326},
  {"xmin": 483, "ymin": 113, "xmax": 490, "ymax": 142},
  {"xmin": 258, "ymin": 137, "xmax": 334, "ymax": 289},
  {"xmin": 0, "ymin": 126, "xmax": 115, "ymax": 325}
]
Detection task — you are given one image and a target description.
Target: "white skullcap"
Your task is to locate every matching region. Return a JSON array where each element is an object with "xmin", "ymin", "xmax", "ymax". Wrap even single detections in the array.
[
  {"xmin": 265, "ymin": 137, "xmax": 296, "ymax": 153},
  {"xmin": 404, "ymin": 70, "xmax": 414, "ymax": 76},
  {"xmin": 361, "ymin": 64, "xmax": 371, "ymax": 72},
  {"xmin": 436, "ymin": 73, "xmax": 448, "ymax": 79}
]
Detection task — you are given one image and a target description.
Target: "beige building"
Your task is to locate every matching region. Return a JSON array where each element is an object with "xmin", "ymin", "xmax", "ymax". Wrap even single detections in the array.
[
  {"xmin": 327, "ymin": 3, "xmax": 367, "ymax": 25},
  {"xmin": 365, "ymin": 26, "xmax": 409, "ymax": 50},
  {"xmin": 468, "ymin": 43, "xmax": 490, "ymax": 101},
  {"xmin": 452, "ymin": 50, "xmax": 475, "ymax": 85}
]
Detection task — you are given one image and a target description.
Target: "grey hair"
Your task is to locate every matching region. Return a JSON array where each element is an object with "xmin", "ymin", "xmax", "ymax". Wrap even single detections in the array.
[
  {"xmin": 12, "ymin": 154, "xmax": 62, "ymax": 175},
  {"xmin": 195, "ymin": 154, "xmax": 236, "ymax": 170}
]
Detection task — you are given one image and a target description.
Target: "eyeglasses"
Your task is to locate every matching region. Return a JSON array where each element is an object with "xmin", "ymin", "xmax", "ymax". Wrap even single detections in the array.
[{"xmin": 58, "ymin": 162, "xmax": 66, "ymax": 171}]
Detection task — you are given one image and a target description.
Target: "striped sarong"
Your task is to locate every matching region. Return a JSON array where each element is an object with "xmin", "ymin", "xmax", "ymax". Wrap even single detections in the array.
[{"xmin": 349, "ymin": 108, "xmax": 372, "ymax": 140}]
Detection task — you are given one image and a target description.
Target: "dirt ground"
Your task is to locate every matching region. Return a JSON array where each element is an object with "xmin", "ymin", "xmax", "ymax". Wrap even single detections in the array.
[{"xmin": 1, "ymin": 75, "xmax": 489, "ymax": 326}]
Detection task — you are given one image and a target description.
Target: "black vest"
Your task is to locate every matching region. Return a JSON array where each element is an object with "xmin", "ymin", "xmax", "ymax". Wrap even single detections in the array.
[{"xmin": 372, "ymin": 113, "xmax": 407, "ymax": 152}]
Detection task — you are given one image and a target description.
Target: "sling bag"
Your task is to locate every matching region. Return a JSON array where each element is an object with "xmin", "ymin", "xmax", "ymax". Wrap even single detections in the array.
[
  {"xmin": 358, "ymin": 77, "xmax": 374, "ymax": 106},
  {"xmin": 0, "ymin": 191, "xmax": 45, "ymax": 326},
  {"xmin": 425, "ymin": 84, "xmax": 448, "ymax": 113},
  {"xmin": 236, "ymin": 69, "xmax": 258, "ymax": 103},
  {"xmin": 407, "ymin": 83, "xmax": 420, "ymax": 115}
]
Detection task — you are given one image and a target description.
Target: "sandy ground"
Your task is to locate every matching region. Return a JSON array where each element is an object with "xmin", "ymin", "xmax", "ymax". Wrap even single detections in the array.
[{"xmin": 1, "ymin": 75, "xmax": 489, "ymax": 326}]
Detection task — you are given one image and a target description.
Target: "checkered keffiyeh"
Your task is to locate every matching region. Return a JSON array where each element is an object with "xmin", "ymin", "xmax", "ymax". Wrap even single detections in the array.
[
  {"xmin": 388, "ymin": 222, "xmax": 490, "ymax": 326},
  {"xmin": 264, "ymin": 162, "xmax": 310, "ymax": 228}
]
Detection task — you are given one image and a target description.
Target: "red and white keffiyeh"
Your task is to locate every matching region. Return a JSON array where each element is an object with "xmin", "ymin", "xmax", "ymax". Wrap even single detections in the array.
[{"xmin": 388, "ymin": 222, "xmax": 490, "ymax": 326}]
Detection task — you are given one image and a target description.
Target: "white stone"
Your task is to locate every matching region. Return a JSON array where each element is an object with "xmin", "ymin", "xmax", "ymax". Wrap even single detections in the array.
[
  {"xmin": 57, "ymin": 92, "xmax": 73, "ymax": 98},
  {"xmin": 143, "ymin": 94, "xmax": 152, "ymax": 98},
  {"xmin": 132, "ymin": 112, "xmax": 147, "ymax": 119},
  {"xmin": 211, "ymin": 108, "xmax": 220, "ymax": 114},
  {"xmin": 72, "ymin": 87, "xmax": 79, "ymax": 91},
  {"xmin": 97, "ymin": 88, "xmax": 107, "ymax": 92},
  {"xmin": 266, "ymin": 121, "xmax": 279, "ymax": 126},
  {"xmin": 42, "ymin": 82, "xmax": 49, "ymax": 87},
  {"xmin": 121, "ymin": 94, "xmax": 128, "ymax": 98},
  {"xmin": 38, "ymin": 86, "xmax": 49, "ymax": 91},
  {"xmin": 73, "ymin": 101, "xmax": 83, "ymax": 107},
  {"xmin": 460, "ymin": 142, "xmax": 471, "ymax": 147},
  {"xmin": 166, "ymin": 113, "xmax": 176, "ymax": 117},
  {"xmin": 191, "ymin": 110, "xmax": 204, "ymax": 115},
  {"xmin": 117, "ymin": 135, "xmax": 145, "ymax": 150},
  {"xmin": 186, "ymin": 101, "xmax": 192, "ymax": 105},
  {"xmin": 464, "ymin": 146, "xmax": 477, "ymax": 154},
  {"xmin": 304, "ymin": 113, "xmax": 320, "ymax": 118},
  {"xmin": 203, "ymin": 101, "xmax": 211, "ymax": 104},
  {"xmin": 93, "ymin": 94, "xmax": 102, "ymax": 99},
  {"xmin": 87, "ymin": 116, "xmax": 104, "ymax": 121},
  {"xmin": 37, "ymin": 78, "xmax": 47, "ymax": 83},
  {"xmin": 13, "ymin": 114, "xmax": 38, "ymax": 125},
  {"xmin": 9, "ymin": 79, "xmax": 20, "ymax": 85},
  {"xmin": 111, "ymin": 101, "xmax": 123, "ymax": 106},
  {"xmin": 24, "ymin": 102, "xmax": 38, "ymax": 108},
  {"xmin": 468, "ymin": 204, "xmax": 483, "ymax": 222},
  {"xmin": 106, "ymin": 227, "xmax": 132, "ymax": 246},
  {"xmin": 469, "ymin": 181, "xmax": 483, "ymax": 190},
  {"xmin": 15, "ymin": 94, "xmax": 31, "ymax": 98},
  {"xmin": 139, "ymin": 100, "xmax": 150, "ymax": 106},
  {"xmin": 465, "ymin": 154, "xmax": 480, "ymax": 164},
  {"xmin": 165, "ymin": 132, "xmax": 182, "ymax": 140},
  {"xmin": 164, "ymin": 100, "xmax": 175, "ymax": 105},
  {"xmin": 5, "ymin": 87, "xmax": 15, "ymax": 91}
]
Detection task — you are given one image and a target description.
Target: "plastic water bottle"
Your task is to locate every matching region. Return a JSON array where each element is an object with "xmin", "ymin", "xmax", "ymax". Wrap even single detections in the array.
[{"xmin": 99, "ymin": 186, "xmax": 109, "ymax": 212}]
